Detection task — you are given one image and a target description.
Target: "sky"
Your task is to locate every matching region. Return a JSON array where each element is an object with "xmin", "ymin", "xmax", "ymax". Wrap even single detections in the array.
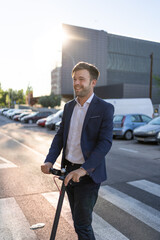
[{"xmin": 0, "ymin": 0, "xmax": 160, "ymax": 97}]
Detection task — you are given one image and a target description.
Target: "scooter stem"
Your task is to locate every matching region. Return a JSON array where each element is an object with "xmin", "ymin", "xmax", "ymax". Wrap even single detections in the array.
[{"xmin": 50, "ymin": 181, "xmax": 66, "ymax": 240}]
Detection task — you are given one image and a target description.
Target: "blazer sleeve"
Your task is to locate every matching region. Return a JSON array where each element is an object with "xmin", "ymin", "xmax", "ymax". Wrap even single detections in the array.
[{"xmin": 81, "ymin": 103, "xmax": 114, "ymax": 175}]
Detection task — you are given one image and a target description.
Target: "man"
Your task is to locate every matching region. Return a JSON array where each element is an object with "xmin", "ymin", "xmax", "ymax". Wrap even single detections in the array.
[{"xmin": 41, "ymin": 62, "xmax": 114, "ymax": 240}]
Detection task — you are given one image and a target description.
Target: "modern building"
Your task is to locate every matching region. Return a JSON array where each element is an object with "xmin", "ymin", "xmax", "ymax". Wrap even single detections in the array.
[
  {"xmin": 54, "ymin": 23, "xmax": 160, "ymax": 104},
  {"xmin": 51, "ymin": 67, "xmax": 61, "ymax": 95}
]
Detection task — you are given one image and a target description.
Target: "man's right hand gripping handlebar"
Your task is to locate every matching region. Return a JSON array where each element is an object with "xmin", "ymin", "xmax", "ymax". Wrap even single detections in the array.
[{"xmin": 41, "ymin": 162, "xmax": 53, "ymax": 174}]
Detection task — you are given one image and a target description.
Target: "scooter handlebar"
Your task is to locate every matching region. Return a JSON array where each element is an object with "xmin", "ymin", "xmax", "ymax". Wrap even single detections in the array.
[
  {"xmin": 49, "ymin": 167, "xmax": 83, "ymax": 183},
  {"xmin": 49, "ymin": 168, "xmax": 62, "ymax": 176},
  {"xmin": 49, "ymin": 168, "xmax": 67, "ymax": 181}
]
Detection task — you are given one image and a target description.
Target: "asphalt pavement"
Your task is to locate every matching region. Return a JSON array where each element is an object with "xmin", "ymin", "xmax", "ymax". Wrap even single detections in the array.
[{"xmin": 0, "ymin": 115, "xmax": 160, "ymax": 240}]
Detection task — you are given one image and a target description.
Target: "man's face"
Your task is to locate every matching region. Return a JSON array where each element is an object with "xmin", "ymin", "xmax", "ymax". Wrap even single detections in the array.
[{"xmin": 72, "ymin": 69, "xmax": 96, "ymax": 98}]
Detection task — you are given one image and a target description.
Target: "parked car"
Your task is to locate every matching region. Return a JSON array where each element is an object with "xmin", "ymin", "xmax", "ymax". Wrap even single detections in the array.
[
  {"xmin": 55, "ymin": 120, "xmax": 61, "ymax": 132},
  {"xmin": 157, "ymin": 132, "xmax": 160, "ymax": 144},
  {"xmin": 133, "ymin": 116, "xmax": 160, "ymax": 143},
  {"xmin": 2, "ymin": 109, "xmax": 10, "ymax": 116},
  {"xmin": 10, "ymin": 109, "xmax": 31, "ymax": 119},
  {"xmin": 21, "ymin": 111, "xmax": 53, "ymax": 124},
  {"xmin": 45, "ymin": 110, "xmax": 63, "ymax": 130},
  {"xmin": 13, "ymin": 113, "xmax": 23, "ymax": 121},
  {"xmin": 113, "ymin": 114, "xmax": 152, "ymax": 140},
  {"xmin": 12, "ymin": 111, "xmax": 30, "ymax": 121},
  {"xmin": 4, "ymin": 109, "xmax": 15, "ymax": 117},
  {"xmin": 36, "ymin": 118, "xmax": 47, "ymax": 127},
  {"xmin": 17, "ymin": 112, "xmax": 32, "ymax": 121},
  {"xmin": 0, "ymin": 108, "xmax": 9, "ymax": 114}
]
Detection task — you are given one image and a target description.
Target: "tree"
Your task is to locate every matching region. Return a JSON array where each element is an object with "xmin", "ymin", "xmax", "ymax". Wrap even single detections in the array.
[
  {"xmin": 7, "ymin": 88, "xmax": 25, "ymax": 106},
  {"xmin": 0, "ymin": 83, "xmax": 26, "ymax": 107},
  {"xmin": 5, "ymin": 93, "xmax": 10, "ymax": 107},
  {"xmin": 16, "ymin": 89, "xmax": 26, "ymax": 104},
  {"xmin": 0, "ymin": 85, "xmax": 7, "ymax": 107},
  {"xmin": 38, "ymin": 93, "xmax": 61, "ymax": 108}
]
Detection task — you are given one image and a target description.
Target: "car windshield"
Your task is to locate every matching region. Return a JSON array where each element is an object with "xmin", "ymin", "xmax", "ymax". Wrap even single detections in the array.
[
  {"xmin": 113, "ymin": 115, "xmax": 124, "ymax": 122},
  {"xmin": 148, "ymin": 117, "xmax": 160, "ymax": 125},
  {"xmin": 29, "ymin": 112, "xmax": 37, "ymax": 117},
  {"xmin": 54, "ymin": 110, "xmax": 63, "ymax": 117},
  {"xmin": 20, "ymin": 112, "xmax": 29, "ymax": 116}
]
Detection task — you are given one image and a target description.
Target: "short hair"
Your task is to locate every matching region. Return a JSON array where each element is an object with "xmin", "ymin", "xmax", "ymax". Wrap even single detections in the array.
[{"xmin": 72, "ymin": 62, "xmax": 100, "ymax": 80}]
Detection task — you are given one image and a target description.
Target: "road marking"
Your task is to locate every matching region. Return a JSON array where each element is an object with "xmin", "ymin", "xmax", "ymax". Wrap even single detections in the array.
[
  {"xmin": 128, "ymin": 180, "xmax": 160, "ymax": 197},
  {"xmin": 0, "ymin": 131, "xmax": 60, "ymax": 168},
  {"xmin": 92, "ymin": 213, "xmax": 129, "ymax": 240},
  {"xmin": 99, "ymin": 185, "xmax": 160, "ymax": 232},
  {"xmin": 119, "ymin": 147, "xmax": 138, "ymax": 153},
  {"xmin": 0, "ymin": 156, "xmax": 17, "ymax": 169},
  {"xmin": 0, "ymin": 197, "xmax": 37, "ymax": 240},
  {"xmin": 42, "ymin": 192, "xmax": 74, "ymax": 227},
  {"xmin": 42, "ymin": 191, "xmax": 129, "ymax": 240}
]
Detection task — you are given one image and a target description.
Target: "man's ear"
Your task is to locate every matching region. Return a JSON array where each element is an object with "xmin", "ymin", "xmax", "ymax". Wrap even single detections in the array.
[{"xmin": 92, "ymin": 79, "xmax": 97, "ymax": 87}]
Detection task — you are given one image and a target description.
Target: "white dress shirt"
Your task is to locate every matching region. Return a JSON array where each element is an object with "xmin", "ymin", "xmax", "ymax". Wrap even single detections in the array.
[{"xmin": 65, "ymin": 93, "xmax": 94, "ymax": 164}]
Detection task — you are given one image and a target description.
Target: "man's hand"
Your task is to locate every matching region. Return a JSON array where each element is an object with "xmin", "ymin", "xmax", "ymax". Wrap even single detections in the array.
[
  {"xmin": 64, "ymin": 168, "xmax": 87, "ymax": 186},
  {"xmin": 41, "ymin": 162, "xmax": 53, "ymax": 174}
]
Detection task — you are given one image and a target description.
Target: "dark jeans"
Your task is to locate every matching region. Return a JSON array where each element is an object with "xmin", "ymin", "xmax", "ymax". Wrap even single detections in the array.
[{"xmin": 65, "ymin": 163, "xmax": 100, "ymax": 240}]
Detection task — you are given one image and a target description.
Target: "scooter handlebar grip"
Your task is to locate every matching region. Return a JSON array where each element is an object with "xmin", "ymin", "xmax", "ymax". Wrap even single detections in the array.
[{"xmin": 49, "ymin": 168, "xmax": 61, "ymax": 176}]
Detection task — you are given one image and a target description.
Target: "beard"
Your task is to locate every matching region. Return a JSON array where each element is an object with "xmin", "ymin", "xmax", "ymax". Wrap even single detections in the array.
[
  {"xmin": 74, "ymin": 88, "xmax": 91, "ymax": 98},
  {"xmin": 74, "ymin": 83, "xmax": 92, "ymax": 98}
]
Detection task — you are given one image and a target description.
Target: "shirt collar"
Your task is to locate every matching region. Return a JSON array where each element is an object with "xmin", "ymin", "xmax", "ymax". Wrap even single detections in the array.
[
  {"xmin": 86, "ymin": 93, "xmax": 94, "ymax": 104},
  {"xmin": 75, "ymin": 93, "xmax": 94, "ymax": 107}
]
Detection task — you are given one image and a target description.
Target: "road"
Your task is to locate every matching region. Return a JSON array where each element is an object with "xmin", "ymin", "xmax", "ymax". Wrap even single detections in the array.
[{"xmin": 0, "ymin": 115, "xmax": 160, "ymax": 240}]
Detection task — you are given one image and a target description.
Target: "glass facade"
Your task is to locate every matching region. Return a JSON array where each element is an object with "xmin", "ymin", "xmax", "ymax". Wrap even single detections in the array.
[{"xmin": 60, "ymin": 24, "xmax": 160, "ymax": 103}]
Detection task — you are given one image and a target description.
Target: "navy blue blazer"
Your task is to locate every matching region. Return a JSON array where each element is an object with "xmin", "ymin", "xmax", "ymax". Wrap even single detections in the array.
[{"xmin": 45, "ymin": 95, "xmax": 114, "ymax": 183}]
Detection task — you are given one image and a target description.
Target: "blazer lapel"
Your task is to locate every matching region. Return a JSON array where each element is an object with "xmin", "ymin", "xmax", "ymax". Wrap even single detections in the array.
[
  {"xmin": 64, "ymin": 100, "xmax": 76, "ymax": 143},
  {"xmin": 82, "ymin": 95, "xmax": 99, "ymax": 132}
]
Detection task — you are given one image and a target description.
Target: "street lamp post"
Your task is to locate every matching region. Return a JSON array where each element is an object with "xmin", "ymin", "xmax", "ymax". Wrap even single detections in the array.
[{"xmin": 149, "ymin": 53, "xmax": 153, "ymax": 99}]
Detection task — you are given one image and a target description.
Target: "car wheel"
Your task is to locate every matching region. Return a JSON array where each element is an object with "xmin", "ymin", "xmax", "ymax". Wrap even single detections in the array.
[
  {"xmin": 28, "ymin": 119, "xmax": 33, "ymax": 124},
  {"xmin": 124, "ymin": 130, "xmax": 133, "ymax": 140}
]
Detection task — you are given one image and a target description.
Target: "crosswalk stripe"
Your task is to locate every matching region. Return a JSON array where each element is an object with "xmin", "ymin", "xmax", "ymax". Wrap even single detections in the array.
[
  {"xmin": 127, "ymin": 179, "xmax": 160, "ymax": 197},
  {"xmin": 0, "ymin": 197, "xmax": 37, "ymax": 240},
  {"xmin": 0, "ymin": 156, "xmax": 17, "ymax": 169},
  {"xmin": 99, "ymin": 185, "xmax": 160, "ymax": 232},
  {"xmin": 92, "ymin": 213, "xmax": 129, "ymax": 240},
  {"xmin": 42, "ymin": 191, "xmax": 129, "ymax": 240},
  {"xmin": 42, "ymin": 191, "xmax": 74, "ymax": 227}
]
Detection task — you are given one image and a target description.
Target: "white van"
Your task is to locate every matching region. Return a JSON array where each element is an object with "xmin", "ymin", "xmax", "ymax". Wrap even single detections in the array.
[
  {"xmin": 45, "ymin": 109, "xmax": 63, "ymax": 130},
  {"xmin": 104, "ymin": 98, "xmax": 153, "ymax": 118}
]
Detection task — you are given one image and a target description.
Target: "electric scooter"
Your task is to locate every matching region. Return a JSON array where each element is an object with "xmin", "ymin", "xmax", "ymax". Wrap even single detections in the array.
[{"xmin": 49, "ymin": 168, "xmax": 67, "ymax": 240}]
